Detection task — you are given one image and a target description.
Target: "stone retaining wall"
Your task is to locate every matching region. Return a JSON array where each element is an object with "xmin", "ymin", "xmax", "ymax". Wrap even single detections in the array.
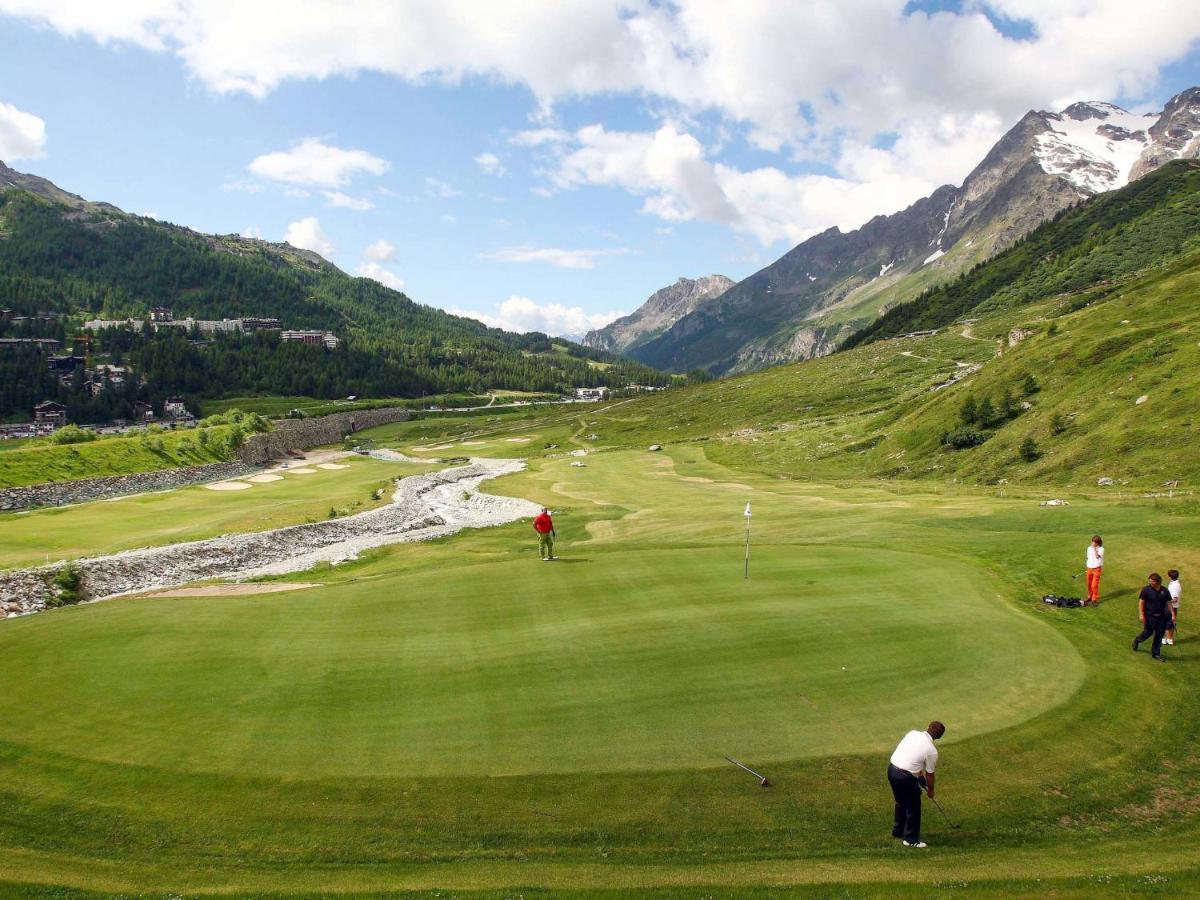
[
  {"xmin": 0, "ymin": 461, "xmax": 257, "ymax": 511},
  {"xmin": 237, "ymin": 407, "xmax": 411, "ymax": 465}
]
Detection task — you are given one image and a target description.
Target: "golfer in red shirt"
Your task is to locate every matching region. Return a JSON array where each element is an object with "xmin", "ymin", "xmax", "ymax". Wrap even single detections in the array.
[{"xmin": 533, "ymin": 507, "xmax": 557, "ymax": 560}]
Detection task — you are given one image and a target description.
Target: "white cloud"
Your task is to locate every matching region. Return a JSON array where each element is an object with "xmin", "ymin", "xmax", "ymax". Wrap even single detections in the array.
[
  {"xmin": 510, "ymin": 128, "xmax": 571, "ymax": 147},
  {"xmin": 474, "ymin": 151, "xmax": 507, "ymax": 177},
  {"xmin": 538, "ymin": 122, "xmax": 958, "ymax": 245},
  {"xmin": 363, "ymin": 238, "xmax": 396, "ymax": 262},
  {"xmin": 452, "ymin": 295, "xmax": 625, "ymax": 339},
  {"xmin": 356, "ymin": 261, "xmax": 405, "ymax": 291},
  {"xmin": 479, "ymin": 245, "xmax": 629, "ymax": 269},
  {"xmin": 0, "ymin": 100, "xmax": 46, "ymax": 160},
  {"xmin": 283, "ymin": 216, "xmax": 334, "ymax": 258},
  {"xmin": 323, "ymin": 190, "xmax": 374, "ymax": 210},
  {"xmin": 240, "ymin": 225, "xmax": 263, "ymax": 239},
  {"xmin": 425, "ymin": 176, "xmax": 461, "ymax": 198},
  {"xmin": 7, "ymin": 2, "xmax": 1200, "ymax": 245},
  {"xmin": 248, "ymin": 137, "xmax": 388, "ymax": 188}
]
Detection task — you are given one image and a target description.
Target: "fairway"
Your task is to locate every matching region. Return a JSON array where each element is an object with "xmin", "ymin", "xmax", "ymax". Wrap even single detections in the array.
[
  {"xmin": 1, "ymin": 447, "xmax": 1198, "ymax": 895},
  {"xmin": 0, "ymin": 455, "xmax": 433, "ymax": 570}
]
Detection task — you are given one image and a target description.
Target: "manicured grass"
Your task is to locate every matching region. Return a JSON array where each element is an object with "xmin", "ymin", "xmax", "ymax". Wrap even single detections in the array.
[
  {"xmin": 1, "ymin": 448, "xmax": 1198, "ymax": 894},
  {"xmin": 0, "ymin": 456, "xmax": 434, "ymax": 570}
]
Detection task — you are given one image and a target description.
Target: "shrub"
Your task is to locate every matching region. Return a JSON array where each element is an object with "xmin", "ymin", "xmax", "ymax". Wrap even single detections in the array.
[
  {"xmin": 1023, "ymin": 373, "xmax": 1040, "ymax": 395},
  {"xmin": 45, "ymin": 425, "xmax": 96, "ymax": 445},
  {"xmin": 959, "ymin": 395, "xmax": 979, "ymax": 426},
  {"xmin": 1047, "ymin": 322, "xmax": 1059, "ymax": 337},
  {"xmin": 50, "ymin": 564, "xmax": 86, "ymax": 607},
  {"xmin": 196, "ymin": 428, "xmax": 210, "ymax": 447},
  {"xmin": 1019, "ymin": 436, "xmax": 1040, "ymax": 462},
  {"xmin": 941, "ymin": 428, "xmax": 988, "ymax": 449},
  {"xmin": 1050, "ymin": 412, "xmax": 1068, "ymax": 436}
]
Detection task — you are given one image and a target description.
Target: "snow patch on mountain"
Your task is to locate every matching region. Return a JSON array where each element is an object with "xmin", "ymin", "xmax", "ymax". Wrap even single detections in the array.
[
  {"xmin": 923, "ymin": 249, "xmax": 945, "ymax": 265},
  {"xmin": 1034, "ymin": 103, "xmax": 1157, "ymax": 193}
]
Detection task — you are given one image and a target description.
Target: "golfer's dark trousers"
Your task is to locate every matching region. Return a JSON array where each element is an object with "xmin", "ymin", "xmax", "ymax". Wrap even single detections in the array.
[
  {"xmin": 887, "ymin": 764, "xmax": 922, "ymax": 841},
  {"xmin": 1134, "ymin": 615, "xmax": 1169, "ymax": 657}
]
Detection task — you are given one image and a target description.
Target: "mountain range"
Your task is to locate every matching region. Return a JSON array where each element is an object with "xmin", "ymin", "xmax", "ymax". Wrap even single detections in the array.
[{"xmin": 618, "ymin": 87, "xmax": 1200, "ymax": 374}]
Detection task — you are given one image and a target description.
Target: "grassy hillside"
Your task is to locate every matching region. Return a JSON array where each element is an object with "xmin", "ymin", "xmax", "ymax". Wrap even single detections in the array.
[
  {"xmin": 845, "ymin": 159, "xmax": 1200, "ymax": 348},
  {"xmin": 0, "ymin": 423, "xmax": 240, "ymax": 489},
  {"xmin": 364, "ymin": 169, "xmax": 1200, "ymax": 490}
]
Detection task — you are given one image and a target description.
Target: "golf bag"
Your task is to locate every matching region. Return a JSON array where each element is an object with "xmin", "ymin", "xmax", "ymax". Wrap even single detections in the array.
[{"xmin": 1042, "ymin": 594, "xmax": 1083, "ymax": 608}]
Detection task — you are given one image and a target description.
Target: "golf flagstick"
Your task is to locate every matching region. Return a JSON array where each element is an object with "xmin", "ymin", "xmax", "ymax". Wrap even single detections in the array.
[{"xmin": 743, "ymin": 502, "xmax": 752, "ymax": 579}]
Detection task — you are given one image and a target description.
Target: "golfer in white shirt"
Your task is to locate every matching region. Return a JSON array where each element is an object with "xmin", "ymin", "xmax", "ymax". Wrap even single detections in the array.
[
  {"xmin": 1165, "ymin": 569, "xmax": 1182, "ymax": 645},
  {"xmin": 887, "ymin": 721, "xmax": 945, "ymax": 847}
]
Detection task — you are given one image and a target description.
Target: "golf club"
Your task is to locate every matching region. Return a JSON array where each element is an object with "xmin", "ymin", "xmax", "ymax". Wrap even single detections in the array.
[
  {"xmin": 723, "ymin": 754, "xmax": 771, "ymax": 787},
  {"xmin": 1070, "ymin": 571, "xmax": 1085, "ymax": 580},
  {"xmin": 922, "ymin": 787, "xmax": 961, "ymax": 829}
]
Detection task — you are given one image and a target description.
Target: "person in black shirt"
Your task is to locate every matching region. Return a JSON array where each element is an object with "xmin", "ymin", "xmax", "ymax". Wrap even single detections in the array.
[{"xmin": 1132, "ymin": 572, "xmax": 1175, "ymax": 662}]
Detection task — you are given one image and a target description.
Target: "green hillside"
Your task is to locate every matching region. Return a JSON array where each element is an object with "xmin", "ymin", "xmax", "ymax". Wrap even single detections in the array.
[
  {"xmin": 366, "ymin": 174, "xmax": 1200, "ymax": 490},
  {"xmin": 844, "ymin": 160, "xmax": 1200, "ymax": 348},
  {"xmin": 0, "ymin": 180, "xmax": 668, "ymax": 420}
]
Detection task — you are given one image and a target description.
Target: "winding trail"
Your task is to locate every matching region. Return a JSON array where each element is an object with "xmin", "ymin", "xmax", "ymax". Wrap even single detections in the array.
[{"xmin": 0, "ymin": 458, "xmax": 540, "ymax": 616}]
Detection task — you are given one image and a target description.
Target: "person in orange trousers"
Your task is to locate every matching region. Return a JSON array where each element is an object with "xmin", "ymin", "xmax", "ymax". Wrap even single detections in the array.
[{"xmin": 1085, "ymin": 535, "xmax": 1104, "ymax": 605}]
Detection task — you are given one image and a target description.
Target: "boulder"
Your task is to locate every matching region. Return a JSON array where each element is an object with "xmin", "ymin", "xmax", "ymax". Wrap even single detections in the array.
[
  {"xmin": 648, "ymin": 444, "xmax": 663, "ymax": 451},
  {"xmin": 1097, "ymin": 476, "xmax": 1114, "ymax": 486}
]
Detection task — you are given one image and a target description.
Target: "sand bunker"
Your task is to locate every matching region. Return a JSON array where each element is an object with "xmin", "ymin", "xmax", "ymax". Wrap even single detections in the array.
[
  {"xmin": 206, "ymin": 481, "xmax": 253, "ymax": 491},
  {"xmin": 506, "ymin": 437, "xmax": 532, "ymax": 443},
  {"xmin": 247, "ymin": 473, "xmax": 284, "ymax": 483},
  {"xmin": 412, "ymin": 443, "xmax": 455, "ymax": 452},
  {"xmin": 285, "ymin": 467, "xmax": 317, "ymax": 474},
  {"xmin": 317, "ymin": 463, "xmax": 348, "ymax": 470},
  {"xmin": 461, "ymin": 441, "xmax": 486, "ymax": 446},
  {"xmin": 148, "ymin": 582, "xmax": 319, "ymax": 597}
]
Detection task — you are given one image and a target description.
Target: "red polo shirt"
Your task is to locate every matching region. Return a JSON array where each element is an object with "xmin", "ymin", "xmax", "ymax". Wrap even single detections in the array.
[{"xmin": 533, "ymin": 512, "xmax": 554, "ymax": 533}]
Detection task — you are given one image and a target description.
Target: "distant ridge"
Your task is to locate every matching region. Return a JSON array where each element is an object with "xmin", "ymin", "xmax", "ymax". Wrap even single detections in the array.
[{"xmin": 627, "ymin": 87, "xmax": 1200, "ymax": 374}]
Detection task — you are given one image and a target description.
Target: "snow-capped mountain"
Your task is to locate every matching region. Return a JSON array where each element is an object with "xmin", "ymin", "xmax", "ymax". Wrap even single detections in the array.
[
  {"xmin": 627, "ymin": 87, "xmax": 1200, "ymax": 375},
  {"xmin": 1033, "ymin": 102, "xmax": 1158, "ymax": 194}
]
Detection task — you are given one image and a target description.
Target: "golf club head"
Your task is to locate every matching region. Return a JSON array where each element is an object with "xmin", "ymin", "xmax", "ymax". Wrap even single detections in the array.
[{"xmin": 759, "ymin": 776, "xmax": 771, "ymax": 787}]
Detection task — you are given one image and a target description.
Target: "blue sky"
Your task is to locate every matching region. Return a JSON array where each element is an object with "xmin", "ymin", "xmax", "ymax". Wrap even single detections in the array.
[{"xmin": 1, "ymin": 2, "xmax": 1199, "ymax": 338}]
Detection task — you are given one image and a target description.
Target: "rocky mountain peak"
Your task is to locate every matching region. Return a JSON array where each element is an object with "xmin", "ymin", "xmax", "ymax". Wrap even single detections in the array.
[{"xmin": 582, "ymin": 274, "xmax": 733, "ymax": 354}]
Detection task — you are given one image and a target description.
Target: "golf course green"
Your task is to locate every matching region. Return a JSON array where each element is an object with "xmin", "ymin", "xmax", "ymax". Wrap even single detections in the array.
[{"xmin": 2, "ymin": 440, "xmax": 1198, "ymax": 895}]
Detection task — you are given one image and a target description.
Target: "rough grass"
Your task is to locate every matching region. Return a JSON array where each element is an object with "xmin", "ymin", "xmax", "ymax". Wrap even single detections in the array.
[
  {"xmin": 0, "ymin": 424, "xmax": 240, "ymax": 489},
  {"xmin": 1, "ymin": 449, "xmax": 1197, "ymax": 894}
]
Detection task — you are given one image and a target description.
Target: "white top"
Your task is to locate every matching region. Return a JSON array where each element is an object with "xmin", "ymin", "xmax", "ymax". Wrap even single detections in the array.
[
  {"xmin": 890, "ymin": 730, "xmax": 938, "ymax": 775},
  {"xmin": 1169, "ymin": 579, "xmax": 1182, "ymax": 608},
  {"xmin": 1086, "ymin": 545, "xmax": 1104, "ymax": 569}
]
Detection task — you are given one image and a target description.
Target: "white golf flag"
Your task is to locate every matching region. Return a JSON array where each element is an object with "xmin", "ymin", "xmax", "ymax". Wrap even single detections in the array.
[{"xmin": 744, "ymin": 502, "xmax": 752, "ymax": 518}]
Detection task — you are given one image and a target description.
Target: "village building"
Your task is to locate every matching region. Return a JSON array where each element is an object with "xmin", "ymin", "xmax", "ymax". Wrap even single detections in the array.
[
  {"xmin": 134, "ymin": 401, "xmax": 155, "ymax": 422},
  {"xmin": 241, "ymin": 316, "xmax": 282, "ymax": 331},
  {"xmin": 0, "ymin": 337, "xmax": 62, "ymax": 352},
  {"xmin": 149, "ymin": 306, "xmax": 173, "ymax": 322},
  {"xmin": 163, "ymin": 396, "xmax": 190, "ymax": 419},
  {"xmin": 574, "ymin": 387, "xmax": 609, "ymax": 401},
  {"xmin": 33, "ymin": 400, "xmax": 67, "ymax": 428},
  {"xmin": 280, "ymin": 329, "xmax": 339, "ymax": 349}
]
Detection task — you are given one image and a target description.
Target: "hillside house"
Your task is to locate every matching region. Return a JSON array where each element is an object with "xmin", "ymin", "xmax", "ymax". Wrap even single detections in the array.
[
  {"xmin": 574, "ymin": 387, "xmax": 609, "ymax": 401},
  {"xmin": 241, "ymin": 317, "xmax": 282, "ymax": 331},
  {"xmin": 0, "ymin": 337, "xmax": 62, "ymax": 352},
  {"xmin": 149, "ymin": 307, "xmax": 173, "ymax": 322},
  {"xmin": 134, "ymin": 401, "xmax": 155, "ymax": 422},
  {"xmin": 33, "ymin": 401, "xmax": 67, "ymax": 428},
  {"xmin": 164, "ymin": 397, "xmax": 189, "ymax": 419},
  {"xmin": 281, "ymin": 329, "xmax": 339, "ymax": 349}
]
